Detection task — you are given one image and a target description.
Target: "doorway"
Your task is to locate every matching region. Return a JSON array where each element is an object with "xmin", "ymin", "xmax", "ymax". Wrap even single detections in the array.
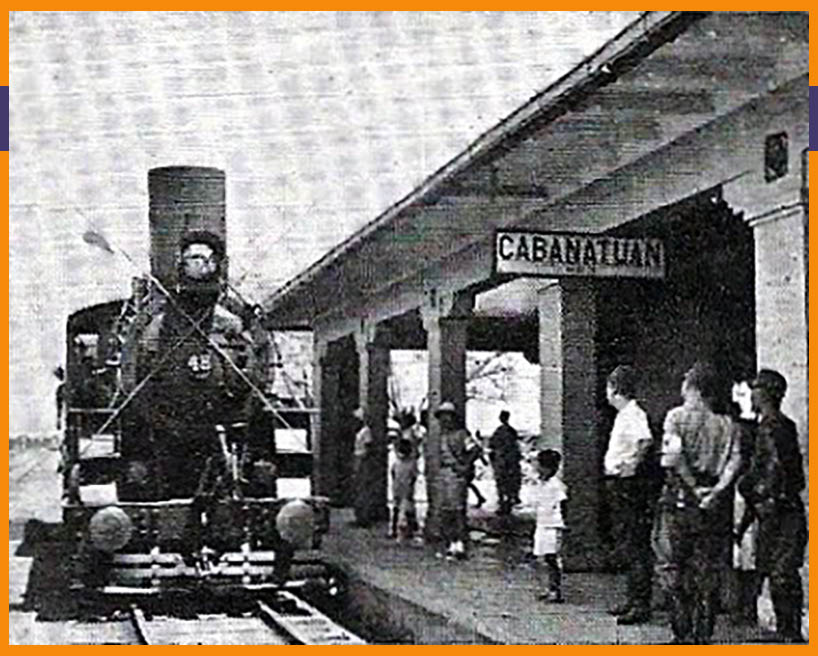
[{"xmin": 595, "ymin": 187, "xmax": 756, "ymax": 568}]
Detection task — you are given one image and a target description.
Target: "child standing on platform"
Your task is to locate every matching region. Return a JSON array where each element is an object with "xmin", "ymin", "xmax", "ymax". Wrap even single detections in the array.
[
  {"xmin": 390, "ymin": 438, "xmax": 418, "ymax": 543},
  {"xmin": 532, "ymin": 449, "xmax": 567, "ymax": 603}
]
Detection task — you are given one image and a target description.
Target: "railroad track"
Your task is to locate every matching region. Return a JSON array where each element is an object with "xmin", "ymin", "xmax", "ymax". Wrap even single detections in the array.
[{"xmin": 126, "ymin": 591, "xmax": 365, "ymax": 645}]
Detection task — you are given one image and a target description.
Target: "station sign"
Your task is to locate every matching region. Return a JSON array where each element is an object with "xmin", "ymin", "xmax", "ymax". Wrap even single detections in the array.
[{"xmin": 495, "ymin": 230, "xmax": 665, "ymax": 279}]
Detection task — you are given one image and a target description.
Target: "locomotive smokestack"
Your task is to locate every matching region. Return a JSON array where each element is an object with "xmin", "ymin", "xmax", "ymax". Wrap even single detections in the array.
[{"xmin": 148, "ymin": 166, "xmax": 227, "ymax": 291}]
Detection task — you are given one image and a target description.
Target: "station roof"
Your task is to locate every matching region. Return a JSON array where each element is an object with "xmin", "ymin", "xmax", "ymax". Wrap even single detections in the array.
[{"xmin": 263, "ymin": 11, "xmax": 808, "ymax": 329}]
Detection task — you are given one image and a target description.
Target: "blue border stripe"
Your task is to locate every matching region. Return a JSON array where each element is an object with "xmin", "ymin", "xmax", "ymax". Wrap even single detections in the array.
[
  {"xmin": 811, "ymin": 87, "xmax": 818, "ymax": 151},
  {"xmin": 1, "ymin": 87, "xmax": 7, "ymax": 151}
]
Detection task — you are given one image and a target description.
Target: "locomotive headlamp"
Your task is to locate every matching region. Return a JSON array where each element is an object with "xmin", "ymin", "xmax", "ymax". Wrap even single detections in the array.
[
  {"xmin": 276, "ymin": 500, "xmax": 315, "ymax": 550},
  {"xmin": 181, "ymin": 242, "xmax": 219, "ymax": 281},
  {"xmin": 89, "ymin": 506, "xmax": 133, "ymax": 552}
]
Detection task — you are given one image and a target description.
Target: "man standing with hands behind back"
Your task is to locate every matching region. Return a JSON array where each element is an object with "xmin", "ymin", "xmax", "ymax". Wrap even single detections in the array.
[{"xmin": 603, "ymin": 365, "xmax": 655, "ymax": 625}]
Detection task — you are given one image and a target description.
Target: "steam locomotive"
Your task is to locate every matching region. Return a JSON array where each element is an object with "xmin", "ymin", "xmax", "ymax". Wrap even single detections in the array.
[{"xmin": 61, "ymin": 166, "xmax": 328, "ymax": 592}]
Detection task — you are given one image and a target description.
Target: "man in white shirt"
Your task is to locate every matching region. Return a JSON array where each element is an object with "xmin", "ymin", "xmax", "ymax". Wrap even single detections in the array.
[{"xmin": 604, "ymin": 365, "xmax": 655, "ymax": 625}]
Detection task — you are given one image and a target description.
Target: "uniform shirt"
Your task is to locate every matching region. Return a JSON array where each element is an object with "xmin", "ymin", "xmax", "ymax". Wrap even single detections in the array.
[
  {"xmin": 533, "ymin": 476, "xmax": 568, "ymax": 529},
  {"xmin": 740, "ymin": 410, "xmax": 804, "ymax": 507},
  {"xmin": 663, "ymin": 401, "xmax": 739, "ymax": 485},
  {"xmin": 604, "ymin": 400, "xmax": 653, "ymax": 477}
]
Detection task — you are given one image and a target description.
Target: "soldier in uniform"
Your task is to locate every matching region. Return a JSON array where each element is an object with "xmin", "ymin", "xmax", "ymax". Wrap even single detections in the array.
[
  {"xmin": 655, "ymin": 362, "xmax": 742, "ymax": 644},
  {"xmin": 738, "ymin": 369, "xmax": 807, "ymax": 643}
]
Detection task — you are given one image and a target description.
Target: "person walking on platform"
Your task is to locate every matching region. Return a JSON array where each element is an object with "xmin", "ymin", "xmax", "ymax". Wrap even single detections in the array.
[
  {"xmin": 532, "ymin": 449, "xmax": 567, "ymax": 603},
  {"xmin": 654, "ymin": 362, "xmax": 742, "ymax": 644},
  {"xmin": 737, "ymin": 369, "xmax": 807, "ymax": 643},
  {"xmin": 390, "ymin": 437, "xmax": 419, "ymax": 543},
  {"xmin": 435, "ymin": 401, "xmax": 472, "ymax": 561},
  {"xmin": 352, "ymin": 406, "xmax": 375, "ymax": 527},
  {"xmin": 603, "ymin": 365, "xmax": 655, "ymax": 625},
  {"xmin": 489, "ymin": 410, "xmax": 522, "ymax": 515}
]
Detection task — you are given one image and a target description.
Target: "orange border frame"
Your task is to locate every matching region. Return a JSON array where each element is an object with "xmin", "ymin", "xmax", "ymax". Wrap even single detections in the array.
[{"xmin": 3, "ymin": 8, "xmax": 814, "ymax": 652}]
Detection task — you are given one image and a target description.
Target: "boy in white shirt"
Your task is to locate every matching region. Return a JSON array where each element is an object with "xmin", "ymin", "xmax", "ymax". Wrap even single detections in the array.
[{"xmin": 532, "ymin": 449, "xmax": 567, "ymax": 603}]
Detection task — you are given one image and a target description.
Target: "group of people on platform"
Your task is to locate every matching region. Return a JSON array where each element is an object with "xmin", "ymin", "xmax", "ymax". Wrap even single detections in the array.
[
  {"xmin": 389, "ymin": 404, "xmax": 525, "ymax": 559},
  {"xmin": 350, "ymin": 402, "xmax": 525, "ymax": 547},
  {"xmin": 346, "ymin": 360, "xmax": 805, "ymax": 644},
  {"xmin": 603, "ymin": 362, "xmax": 806, "ymax": 644}
]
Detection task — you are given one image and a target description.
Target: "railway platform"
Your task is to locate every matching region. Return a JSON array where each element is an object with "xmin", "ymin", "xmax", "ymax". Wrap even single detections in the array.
[
  {"xmin": 9, "ymin": 444, "xmax": 806, "ymax": 645},
  {"xmin": 320, "ymin": 507, "xmax": 777, "ymax": 645}
]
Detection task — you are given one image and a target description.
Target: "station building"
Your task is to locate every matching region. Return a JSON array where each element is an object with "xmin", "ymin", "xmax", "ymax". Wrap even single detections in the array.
[{"xmin": 263, "ymin": 12, "xmax": 809, "ymax": 568}]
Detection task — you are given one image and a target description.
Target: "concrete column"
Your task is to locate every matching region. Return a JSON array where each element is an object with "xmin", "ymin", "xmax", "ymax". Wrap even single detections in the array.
[
  {"xmin": 751, "ymin": 204, "xmax": 809, "ymax": 478},
  {"xmin": 312, "ymin": 338, "xmax": 341, "ymax": 500},
  {"xmin": 421, "ymin": 289, "xmax": 473, "ymax": 540},
  {"xmin": 354, "ymin": 323, "xmax": 390, "ymax": 521},
  {"xmin": 724, "ymin": 152, "xmax": 809, "ymax": 491},
  {"xmin": 538, "ymin": 278, "xmax": 599, "ymax": 570},
  {"xmin": 727, "ymin": 155, "xmax": 809, "ymax": 635}
]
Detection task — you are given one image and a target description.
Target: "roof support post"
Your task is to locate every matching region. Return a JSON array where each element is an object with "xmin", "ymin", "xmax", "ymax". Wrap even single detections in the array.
[
  {"xmin": 724, "ymin": 150, "xmax": 809, "ymax": 623},
  {"xmin": 738, "ymin": 198, "xmax": 808, "ymax": 484},
  {"xmin": 538, "ymin": 278, "xmax": 601, "ymax": 570},
  {"xmin": 421, "ymin": 288, "xmax": 474, "ymax": 541},
  {"xmin": 311, "ymin": 337, "xmax": 340, "ymax": 500},
  {"xmin": 353, "ymin": 321, "xmax": 391, "ymax": 522},
  {"xmin": 723, "ymin": 141, "xmax": 808, "ymax": 481}
]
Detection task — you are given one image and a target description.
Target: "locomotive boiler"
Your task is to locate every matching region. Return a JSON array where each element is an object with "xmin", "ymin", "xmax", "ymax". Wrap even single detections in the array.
[{"xmin": 61, "ymin": 166, "xmax": 328, "ymax": 592}]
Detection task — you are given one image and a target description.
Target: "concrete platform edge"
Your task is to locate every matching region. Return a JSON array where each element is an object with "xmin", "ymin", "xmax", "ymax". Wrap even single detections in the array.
[{"xmin": 332, "ymin": 560, "xmax": 500, "ymax": 645}]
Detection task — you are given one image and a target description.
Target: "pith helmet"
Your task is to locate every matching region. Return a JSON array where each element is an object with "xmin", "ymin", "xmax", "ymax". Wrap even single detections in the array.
[{"xmin": 434, "ymin": 401, "xmax": 457, "ymax": 418}]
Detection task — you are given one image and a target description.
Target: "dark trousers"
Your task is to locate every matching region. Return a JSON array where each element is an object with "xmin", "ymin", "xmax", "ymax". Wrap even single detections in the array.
[
  {"xmin": 440, "ymin": 508, "xmax": 467, "ymax": 545},
  {"xmin": 493, "ymin": 461, "xmax": 521, "ymax": 515},
  {"xmin": 729, "ymin": 570, "xmax": 760, "ymax": 626},
  {"xmin": 758, "ymin": 503, "xmax": 807, "ymax": 639},
  {"xmin": 606, "ymin": 477, "xmax": 654, "ymax": 612},
  {"xmin": 654, "ymin": 502, "xmax": 729, "ymax": 644}
]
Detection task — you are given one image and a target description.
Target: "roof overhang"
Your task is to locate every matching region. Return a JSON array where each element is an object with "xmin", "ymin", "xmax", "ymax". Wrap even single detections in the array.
[{"xmin": 264, "ymin": 11, "xmax": 808, "ymax": 329}]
